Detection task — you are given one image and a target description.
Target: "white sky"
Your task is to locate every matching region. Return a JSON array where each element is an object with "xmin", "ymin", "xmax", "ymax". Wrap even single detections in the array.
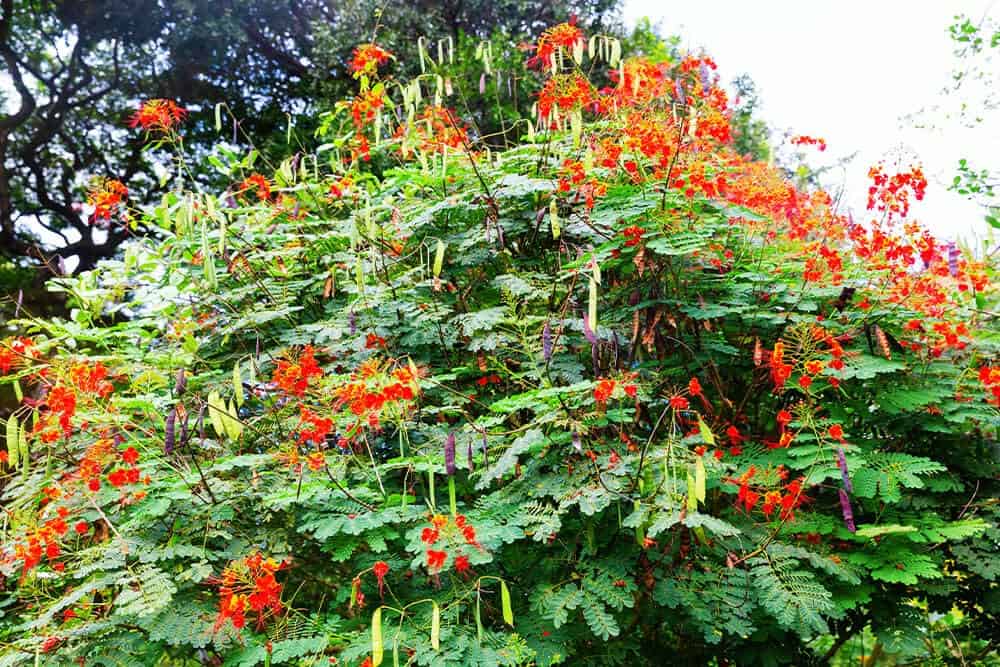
[{"xmin": 622, "ymin": 0, "xmax": 1000, "ymax": 244}]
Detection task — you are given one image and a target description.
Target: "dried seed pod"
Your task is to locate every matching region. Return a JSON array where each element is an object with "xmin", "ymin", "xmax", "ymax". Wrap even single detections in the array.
[
  {"xmin": 874, "ymin": 324, "xmax": 891, "ymax": 360},
  {"xmin": 838, "ymin": 488, "xmax": 856, "ymax": 533},
  {"xmin": 542, "ymin": 321, "xmax": 553, "ymax": 361},
  {"xmin": 164, "ymin": 407, "xmax": 176, "ymax": 455},
  {"xmin": 444, "ymin": 432, "xmax": 456, "ymax": 476},
  {"xmin": 836, "ymin": 447, "xmax": 852, "ymax": 493},
  {"xmin": 174, "ymin": 368, "xmax": 187, "ymax": 396}
]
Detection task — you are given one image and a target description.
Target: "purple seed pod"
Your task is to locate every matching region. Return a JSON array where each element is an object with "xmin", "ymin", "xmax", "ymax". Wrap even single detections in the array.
[
  {"xmin": 179, "ymin": 409, "xmax": 190, "ymax": 448},
  {"xmin": 838, "ymin": 488, "xmax": 856, "ymax": 533},
  {"xmin": 699, "ymin": 63, "xmax": 710, "ymax": 91},
  {"xmin": 292, "ymin": 201, "xmax": 300, "ymax": 219},
  {"xmin": 479, "ymin": 72, "xmax": 487, "ymax": 95},
  {"xmin": 15, "ymin": 289, "xmax": 22, "ymax": 317},
  {"xmin": 444, "ymin": 432, "xmax": 456, "ymax": 476},
  {"xmin": 165, "ymin": 407, "xmax": 176, "ymax": 455},
  {"xmin": 174, "ymin": 368, "xmax": 187, "ymax": 396},
  {"xmin": 467, "ymin": 440, "xmax": 474, "ymax": 472},
  {"xmin": 674, "ymin": 79, "xmax": 686, "ymax": 105},
  {"xmin": 542, "ymin": 321, "xmax": 553, "ymax": 361},
  {"xmin": 226, "ymin": 196, "xmax": 238, "ymax": 209},
  {"xmin": 572, "ymin": 431, "xmax": 582, "ymax": 453},
  {"xmin": 348, "ymin": 309, "xmax": 357, "ymax": 335},
  {"xmin": 582, "ymin": 315, "xmax": 598, "ymax": 344},
  {"xmin": 507, "ymin": 76, "xmax": 513, "ymax": 98},
  {"xmin": 481, "ymin": 432, "xmax": 489, "ymax": 465},
  {"xmin": 947, "ymin": 241, "xmax": 960, "ymax": 277},
  {"xmin": 836, "ymin": 447, "xmax": 852, "ymax": 493}
]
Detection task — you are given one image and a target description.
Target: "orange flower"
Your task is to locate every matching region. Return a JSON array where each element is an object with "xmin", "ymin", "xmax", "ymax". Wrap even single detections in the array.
[
  {"xmin": 350, "ymin": 43, "xmax": 393, "ymax": 77},
  {"xmin": 128, "ymin": 99, "xmax": 186, "ymax": 133},
  {"xmin": 87, "ymin": 178, "xmax": 129, "ymax": 221}
]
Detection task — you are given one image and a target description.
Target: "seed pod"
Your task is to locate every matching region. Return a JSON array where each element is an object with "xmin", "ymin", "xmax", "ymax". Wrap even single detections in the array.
[
  {"xmin": 444, "ymin": 432, "xmax": 456, "ymax": 476},
  {"xmin": 582, "ymin": 315, "xmax": 598, "ymax": 344},
  {"xmin": 348, "ymin": 309, "xmax": 357, "ymax": 335},
  {"xmin": 838, "ymin": 488, "xmax": 856, "ymax": 533},
  {"xmin": 836, "ymin": 447, "xmax": 852, "ymax": 493},
  {"xmin": 542, "ymin": 321, "xmax": 553, "ymax": 361},
  {"xmin": 164, "ymin": 407, "xmax": 176, "ymax": 455},
  {"xmin": 467, "ymin": 440, "xmax": 474, "ymax": 472},
  {"xmin": 481, "ymin": 431, "xmax": 489, "ymax": 465},
  {"xmin": 674, "ymin": 79, "xmax": 686, "ymax": 105},
  {"xmin": 174, "ymin": 369, "xmax": 187, "ymax": 396},
  {"xmin": 572, "ymin": 431, "xmax": 582, "ymax": 453},
  {"xmin": 874, "ymin": 324, "xmax": 891, "ymax": 360},
  {"xmin": 753, "ymin": 338, "xmax": 763, "ymax": 366},
  {"xmin": 179, "ymin": 408, "xmax": 189, "ymax": 448},
  {"xmin": 947, "ymin": 241, "xmax": 960, "ymax": 277},
  {"xmin": 479, "ymin": 72, "xmax": 486, "ymax": 95},
  {"xmin": 699, "ymin": 62, "xmax": 710, "ymax": 91}
]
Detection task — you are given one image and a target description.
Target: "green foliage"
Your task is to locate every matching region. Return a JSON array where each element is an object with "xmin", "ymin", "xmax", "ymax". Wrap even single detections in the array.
[{"xmin": 0, "ymin": 17, "xmax": 997, "ymax": 667}]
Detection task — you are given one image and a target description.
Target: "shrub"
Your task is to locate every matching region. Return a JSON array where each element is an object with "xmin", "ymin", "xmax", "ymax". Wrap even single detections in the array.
[{"xmin": 0, "ymin": 24, "xmax": 997, "ymax": 667}]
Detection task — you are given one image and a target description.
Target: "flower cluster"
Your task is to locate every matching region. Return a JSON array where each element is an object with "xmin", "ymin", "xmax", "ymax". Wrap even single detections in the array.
[
  {"xmin": 212, "ymin": 553, "xmax": 287, "ymax": 633},
  {"xmin": 238, "ymin": 173, "xmax": 272, "ymax": 202},
  {"xmin": 729, "ymin": 466, "xmax": 808, "ymax": 520},
  {"xmin": 0, "ymin": 337, "xmax": 37, "ymax": 375},
  {"xmin": 395, "ymin": 105, "xmax": 468, "ymax": 155},
  {"xmin": 86, "ymin": 178, "xmax": 129, "ymax": 222},
  {"xmin": 272, "ymin": 345, "xmax": 323, "ymax": 397},
  {"xmin": 593, "ymin": 375, "xmax": 638, "ymax": 403},
  {"xmin": 866, "ymin": 163, "xmax": 927, "ymax": 219},
  {"xmin": 420, "ymin": 514, "xmax": 481, "ymax": 575},
  {"xmin": 128, "ymin": 99, "xmax": 187, "ymax": 134},
  {"xmin": 791, "ymin": 135, "xmax": 826, "ymax": 151},
  {"xmin": 350, "ymin": 43, "xmax": 393, "ymax": 77},
  {"xmin": 333, "ymin": 358, "xmax": 420, "ymax": 436},
  {"xmin": 533, "ymin": 21, "xmax": 584, "ymax": 69}
]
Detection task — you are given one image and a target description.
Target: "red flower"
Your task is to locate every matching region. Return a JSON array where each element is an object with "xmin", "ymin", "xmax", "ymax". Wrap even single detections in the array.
[
  {"xmin": 454, "ymin": 555, "xmax": 471, "ymax": 574},
  {"xmin": 74, "ymin": 521, "xmax": 89, "ymax": 535},
  {"xmin": 828, "ymin": 424, "xmax": 845, "ymax": 441},
  {"xmin": 373, "ymin": 560, "xmax": 389, "ymax": 596},
  {"xmin": 121, "ymin": 447, "xmax": 139, "ymax": 465},
  {"xmin": 350, "ymin": 43, "xmax": 393, "ymax": 77},
  {"xmin": 797, "ymin": 375, "xmax": 812, "ymax": 390},
  {"xmin": 128, "ymin": 99, "xmax": 186, "ymax": 134},
  {"xmin": 87, "ymin": 178, "xmax": 129, "ymax": 222},
  {"xmin": 670, "ymin": 395, "xmax": 689, "ymax": 410},
  {"xmin": 688, "ymin": 377, "xmax": 703, "ymax": 396},
  {"xmin": 426, "ymin": 549, "xmax": 447, "ymax": 572},
  {"xmin": 593, "ymin": 379, "xmax": 616, "ymax": 402}
]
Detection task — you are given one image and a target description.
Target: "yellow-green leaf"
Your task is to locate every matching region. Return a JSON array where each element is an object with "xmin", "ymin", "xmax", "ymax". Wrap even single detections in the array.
[
  {"xmin": 232, "ymin": 362, "xmax": 244, "ymax": 408},
  {"xmin": 687, "ymin": 472, "xmax": 698, "ymax": 512},
  {"xmin": 697, "ymin": 415, "xmax": 715, "ymax": 446},
  {"xmin": 695, "ymin": 457, "xmax": 706, "ymax": 503},
  {"xmin": 5, "ymin": 415, "xmax": 19, "ymax": 469},
  {"xmin": 208, "ymin": 391, "xmax": 226, "ymax": 439},
  {"xmin": 500, "ymin": 580, "xmax": 514, "ymax": 626},
  {"xmin": 372, "ymin": 607, "xmax": 383, "ymax": 666},
  {"xmin": 588, "ymin": 276, "xmax": 598, "ymax": 332},
  {"xmin": 433, "ymin": 240, "xmax": 445, "ymax": 278}
]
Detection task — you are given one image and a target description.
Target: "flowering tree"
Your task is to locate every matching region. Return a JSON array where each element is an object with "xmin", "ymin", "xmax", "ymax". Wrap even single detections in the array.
[{"xmin": 0, "ymin": 21, "xmax": 997, "ymax": 667}]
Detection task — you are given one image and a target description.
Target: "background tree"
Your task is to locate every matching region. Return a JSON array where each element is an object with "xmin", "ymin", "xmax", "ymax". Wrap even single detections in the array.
[{"xmin": 0, "ymin": 0, "xmax": 622, "ymax": 284}]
